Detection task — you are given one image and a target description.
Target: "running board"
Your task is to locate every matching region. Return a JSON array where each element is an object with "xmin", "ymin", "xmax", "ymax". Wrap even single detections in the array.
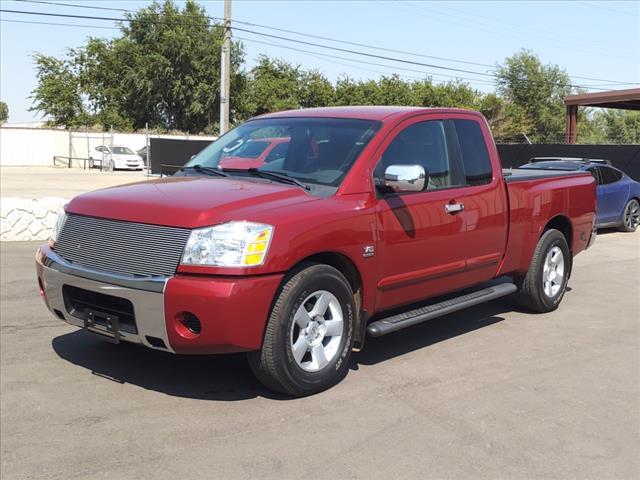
[{"xmin": 366, "ymin": 283, "xmax": 517, "ymax": 337}]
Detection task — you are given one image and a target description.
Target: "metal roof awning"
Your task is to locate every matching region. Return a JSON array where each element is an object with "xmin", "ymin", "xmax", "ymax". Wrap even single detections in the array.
[
  {"xmin": 564, "ymin": 88, "xmax": 640, "ymax": 110},
  {"xmin": 564, "ymin": 88, "xmax": 640, "ymax": 143}
]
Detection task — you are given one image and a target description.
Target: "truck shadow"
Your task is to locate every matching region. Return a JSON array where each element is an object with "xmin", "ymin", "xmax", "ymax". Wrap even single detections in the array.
[
  {"xmin": 51, "ymin": 297, "xmax": 523, "ymax": 401},
  {"xmin": 52, "ymin": 332, "xmax": 285, "ymax": 401},
  {"xmin": 351, "ymin": 298, "xmax": 513, "ymax": 368}
]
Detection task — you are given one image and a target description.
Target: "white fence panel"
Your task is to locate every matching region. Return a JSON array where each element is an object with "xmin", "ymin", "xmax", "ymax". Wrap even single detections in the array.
[
  {"xmin": 1, "ymin": 127, "xmax": 218, "ymax": 167},
  {"xmin": 0, "ymin": 127, "xmax": 68, "ymax": 166}
]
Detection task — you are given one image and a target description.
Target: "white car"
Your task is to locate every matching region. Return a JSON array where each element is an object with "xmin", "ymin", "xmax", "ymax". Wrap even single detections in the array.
[{"xmin": 89, "ymin": 145, "xmax": 145, "ymax": 171}]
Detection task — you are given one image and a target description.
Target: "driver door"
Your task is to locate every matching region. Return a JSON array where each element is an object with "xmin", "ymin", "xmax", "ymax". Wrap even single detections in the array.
[{"xmin": 374, "ymin": 117, "xmax": 470, "ymax": 311}]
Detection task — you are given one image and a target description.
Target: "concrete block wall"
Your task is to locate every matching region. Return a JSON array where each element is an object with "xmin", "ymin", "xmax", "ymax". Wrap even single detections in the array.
[{"xmin": 1, "ymin": 197, "xmax": 67, "ymax": 241}]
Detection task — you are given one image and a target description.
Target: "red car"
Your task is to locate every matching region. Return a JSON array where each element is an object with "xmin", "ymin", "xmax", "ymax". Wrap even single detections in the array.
[
  {"xmin": 218, "ymin": 137, "xmax": 290, "ymax": 169},
  {"xmin": 36, "ymin": 106, "xmax": 596, "ymax": 396}
]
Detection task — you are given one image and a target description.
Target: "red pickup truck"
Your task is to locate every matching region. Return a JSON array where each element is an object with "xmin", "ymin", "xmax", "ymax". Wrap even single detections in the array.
[{"xmin": 36, "ymin": 107, "xmax": 596, "ymax": 396}]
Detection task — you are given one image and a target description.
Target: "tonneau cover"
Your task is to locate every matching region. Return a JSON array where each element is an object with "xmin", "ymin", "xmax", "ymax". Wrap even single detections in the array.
[{"xmin": 503, "ymin": 168, "xmax": 591, "ymax": 183}]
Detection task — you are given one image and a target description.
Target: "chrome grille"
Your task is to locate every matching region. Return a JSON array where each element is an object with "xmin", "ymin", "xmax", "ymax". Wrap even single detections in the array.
[{"xmin": 56, "ymin": 214, "xmax": 191, "ymax": 277}]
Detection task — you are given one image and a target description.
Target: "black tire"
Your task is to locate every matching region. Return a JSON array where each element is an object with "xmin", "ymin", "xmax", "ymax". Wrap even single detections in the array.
[
  {"xmin": 88, "ymin": 158, "xmax": 94, "ymax": 169},
  {"xmin": 619, "ymin": 198, "xmax": 639, "ymax": 232},
  {"xmin": 516, "ymin": 229, "xmax": 571, "ymax": 313},
  {"xmin": 248, "ymin": 264, "xmax": 355, "ymax": 396}
]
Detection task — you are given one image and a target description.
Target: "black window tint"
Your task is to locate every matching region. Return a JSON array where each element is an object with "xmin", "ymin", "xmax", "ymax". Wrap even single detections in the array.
[
  {"xmin": 454, "ymin": 119, "xmax": 492, "ymax": 186},
  {"xmin": 265, "ymin": 142, "xmax": 289, "ymax": 162},
  {"xmin": 377, "ymin": 120, "xmax": 452, "ymax": 190},
  {"xmin": 587, "ymin": 167, "xmax": 601, "ymax": 185},
  {"xmin": 598, "ymin": 166, "xmax": 622, "ymax": 184}
]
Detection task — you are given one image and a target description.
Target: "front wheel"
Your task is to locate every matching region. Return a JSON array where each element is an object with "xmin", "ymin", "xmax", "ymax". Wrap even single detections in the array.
[
  {"xmin": 516, "ymin": 229, "xmax": 570, "ymax": 313},
  {"xmin": 619, "ymin": 198, "xmax": 639, "ymax": 232},
  {"xmin": 248, "ymin": 264, "xmax": 355, "ymax": 396}
]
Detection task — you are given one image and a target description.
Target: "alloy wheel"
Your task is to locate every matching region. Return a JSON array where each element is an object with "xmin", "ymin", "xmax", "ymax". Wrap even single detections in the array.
[
  {"xmin": 624, "ymin": 199, "xmax": 639, "ymax": 231},
  {"xmin": 289, "ymin": 290, "xmax": 344, "ymax": 372},
  {"xmin": 542, "ymin": 246, "xmax": 565, "ymax": 298}
]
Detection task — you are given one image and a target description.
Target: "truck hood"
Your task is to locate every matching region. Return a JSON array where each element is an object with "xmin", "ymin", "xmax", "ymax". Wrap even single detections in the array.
[{"xmin": 66, "ymin": 176, "xmax": 318, "ymax": 228}]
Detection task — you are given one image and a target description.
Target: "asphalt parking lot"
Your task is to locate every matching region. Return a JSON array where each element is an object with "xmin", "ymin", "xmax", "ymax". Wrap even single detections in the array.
[
  {"xmin": 1, "ymin": 167, "xmax": 148, "ymax": 198},
  {"xmin": 1, "ymin": 232, "xmax": 638, "ymax": 480}
]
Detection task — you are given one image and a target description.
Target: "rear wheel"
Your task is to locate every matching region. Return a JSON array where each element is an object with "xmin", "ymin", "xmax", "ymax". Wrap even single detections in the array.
[
  {"xmin": 516, "ymin": 229, "xmax": 570, "ymax": 313},
  {"xmin": 248, "ymin": 264, "xmax": 355, "ymax": 396},
  {"xmin": 619, "ymin": 198, "xmax": 639, "ymax": 232}
]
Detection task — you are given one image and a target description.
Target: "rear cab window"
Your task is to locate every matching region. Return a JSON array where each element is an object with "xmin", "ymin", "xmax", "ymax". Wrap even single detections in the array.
[{"xmin": 451, "ymin": 119, "xmax": 493, "ymax": 186}]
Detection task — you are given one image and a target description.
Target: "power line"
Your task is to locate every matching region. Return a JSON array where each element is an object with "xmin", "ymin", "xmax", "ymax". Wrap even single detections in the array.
[
  {"xmin": 0, "ymin": 16, "xmax": 493, "ymax": 86},
  {"xmin": 1, "ymin": 18, "xmax": 117, "ymax": 29},
  {"xmin": 0, "ymin": 8, "xmax": 496, "ymax": 78},
  {"xmin": 0, "ymin": 7, "xmax": 627, "ymax": 91},
  {"xmin": 9, "ymin": 0, "xmax": 640, "ymax": 87},
  {"xmin": 576, "ymin": 1, "xmax": 640, "ymax": 17},
  {"xmin": 13, "ymin": 0, "xmax": 128, "ymax": 12},
  {"xmin": 395, "ymin": 0, "xmax": 638, "ymax": 61},
  {"xmin": 0, "ymin": 16, "xmax": 619, "ymax": 90},
  {"xmin": 236, "ymin": 36, "xmax": 497, "ymax": 86}
]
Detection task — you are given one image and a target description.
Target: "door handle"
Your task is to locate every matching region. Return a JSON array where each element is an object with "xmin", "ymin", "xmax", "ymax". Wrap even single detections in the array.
[{"xmin": 445, "ymin": 202, "xmax": 464, "ymax": 214}]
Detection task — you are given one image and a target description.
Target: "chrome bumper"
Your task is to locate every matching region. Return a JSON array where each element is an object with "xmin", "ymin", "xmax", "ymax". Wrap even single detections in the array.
[{"xmin": 38, "ymin": 248, "xmax": 174, "ymax": 352}]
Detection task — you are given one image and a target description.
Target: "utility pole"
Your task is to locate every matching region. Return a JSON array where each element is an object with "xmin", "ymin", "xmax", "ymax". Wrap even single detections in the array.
[{"xmin": 219, "ymin": 0, "xmax": 232, "ymax": 135}]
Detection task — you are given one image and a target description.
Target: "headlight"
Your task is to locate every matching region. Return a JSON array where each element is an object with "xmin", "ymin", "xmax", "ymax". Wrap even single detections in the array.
[
  {"xmin": 50, "ymin": 208, "xmax": 67, "ymax": 245},
  {"xmin": 181, "ymin": 221, "xmax": 273, "ymax": 267}
]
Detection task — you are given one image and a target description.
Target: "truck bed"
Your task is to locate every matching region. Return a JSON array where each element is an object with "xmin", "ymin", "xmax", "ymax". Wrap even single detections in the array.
[{"xmin": 502, "ymin": 168, "xmax": 590, "ymax": 182}]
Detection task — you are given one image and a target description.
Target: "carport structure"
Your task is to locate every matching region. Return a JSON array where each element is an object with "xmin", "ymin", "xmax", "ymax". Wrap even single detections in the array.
[{"xmin": 564, "ymin": 88, "xmax": 640, "ymax": 144}]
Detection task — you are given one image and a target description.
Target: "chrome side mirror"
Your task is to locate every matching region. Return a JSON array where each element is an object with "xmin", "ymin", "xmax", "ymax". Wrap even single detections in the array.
[{"xmin": 384, "ymin": 164, "xmax": 427, "ymax": 192}]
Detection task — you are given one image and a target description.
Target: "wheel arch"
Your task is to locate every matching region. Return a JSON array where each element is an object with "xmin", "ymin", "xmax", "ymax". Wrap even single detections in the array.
[
  {"xmin": 542, "ymin": 215, "xmax": 573, "ymax": 278},
  {"xmin": 288, "ymin": 251, "xmax": 366, "ymax": 348},
  {"xmin": 543, "ymin": 215, "xmax": 573, "ymax": 251}
]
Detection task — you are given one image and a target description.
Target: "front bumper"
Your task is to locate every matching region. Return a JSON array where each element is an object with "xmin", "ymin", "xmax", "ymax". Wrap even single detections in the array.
[{"xmin": 36, "ymin": 245, "xmax": 284, "ymax": 354}]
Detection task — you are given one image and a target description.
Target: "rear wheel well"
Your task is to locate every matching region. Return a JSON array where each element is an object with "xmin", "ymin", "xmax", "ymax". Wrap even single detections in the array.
[
  {"xmin": 542, "ymin": 215, "xmax": 573, "ymax": 278},
  {"xmin": 544, "ymin": 215, "xmax": 572, "ymax": 251}
]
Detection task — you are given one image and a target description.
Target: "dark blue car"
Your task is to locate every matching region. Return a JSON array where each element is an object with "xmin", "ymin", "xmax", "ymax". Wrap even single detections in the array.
[{"xmin": 520, "ymin": 158, "xmax": 640, "ymax": 232}]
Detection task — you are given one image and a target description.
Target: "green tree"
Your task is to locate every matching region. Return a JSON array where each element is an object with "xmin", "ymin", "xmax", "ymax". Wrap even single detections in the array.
[
  {"xmin": 0, "ymin": 101, "xmax": 8, "ymax": 123},
  {"xmin": 30, "ymin": 53, "xmax": 89, "ymax": 127},
  {"xmin": 299, "ymin": 70, "xmax": 334, "ymax": 108},
  {"xmin": 244, "ymin": 56, "xmax": 302, "ymax": 115},
  {"xmin": 496, "ymin": 50, "xmax": 574, "ymax": 143},
  {"xmin": 600, "ymin": 110, "xmax": 640, "ymax": 144},
  {"xmin": 30, "ymin": 0, "xmax": 245, "ymax": 132}
]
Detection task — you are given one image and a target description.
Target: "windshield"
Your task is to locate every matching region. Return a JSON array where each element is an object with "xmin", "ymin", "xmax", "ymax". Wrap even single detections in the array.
[
  {"xmin": 226, "ymin": 140, "xmax": 270, "ymax": 158},
  {"xmin": 112, "ymin": 146, "xmax": 135, "ymax": 155},
  {"xmin": 185, "ymin": 117, "xmax": 381, "ymax": 187}
]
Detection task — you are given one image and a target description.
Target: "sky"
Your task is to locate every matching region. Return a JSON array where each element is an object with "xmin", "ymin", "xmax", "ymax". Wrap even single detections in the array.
[{"xmin": 1, "ymin": 0, "xmax": 639, "ymax": 123}]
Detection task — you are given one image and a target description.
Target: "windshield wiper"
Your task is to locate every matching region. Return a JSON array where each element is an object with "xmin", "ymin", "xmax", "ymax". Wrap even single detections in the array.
[
  {"xmin": 180, "ymin": 165, "xmax": 228, "ymax": 177},
  {"xmin": 247, "ymin": 168, "xmax": 311, "ymax": 191}
]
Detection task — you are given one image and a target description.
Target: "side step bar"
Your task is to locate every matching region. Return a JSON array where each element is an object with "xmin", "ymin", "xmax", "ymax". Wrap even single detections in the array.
[{"xmin": 366, "ymin": 283, "xmax": 517, "ymax": 337}]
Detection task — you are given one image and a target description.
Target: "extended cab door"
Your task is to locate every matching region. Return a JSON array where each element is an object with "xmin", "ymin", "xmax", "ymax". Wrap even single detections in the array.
[
  {"xmin": 373, "ymin": 116, "xmax": 471, "ymax": 311},
  {"xmin": 448, "ymin": 117, "xmax": 509, "ymax": 286}
]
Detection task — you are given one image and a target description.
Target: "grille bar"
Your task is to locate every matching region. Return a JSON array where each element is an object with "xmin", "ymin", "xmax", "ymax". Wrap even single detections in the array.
[{"xmin": 56, "ymin": 214, "xmax": 191, "ymax": 277}]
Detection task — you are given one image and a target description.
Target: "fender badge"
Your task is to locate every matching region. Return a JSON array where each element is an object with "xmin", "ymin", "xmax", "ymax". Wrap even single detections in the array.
[{"xmin": 363, "ymin": 245, "xmax": 375, "ymax": 258}]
